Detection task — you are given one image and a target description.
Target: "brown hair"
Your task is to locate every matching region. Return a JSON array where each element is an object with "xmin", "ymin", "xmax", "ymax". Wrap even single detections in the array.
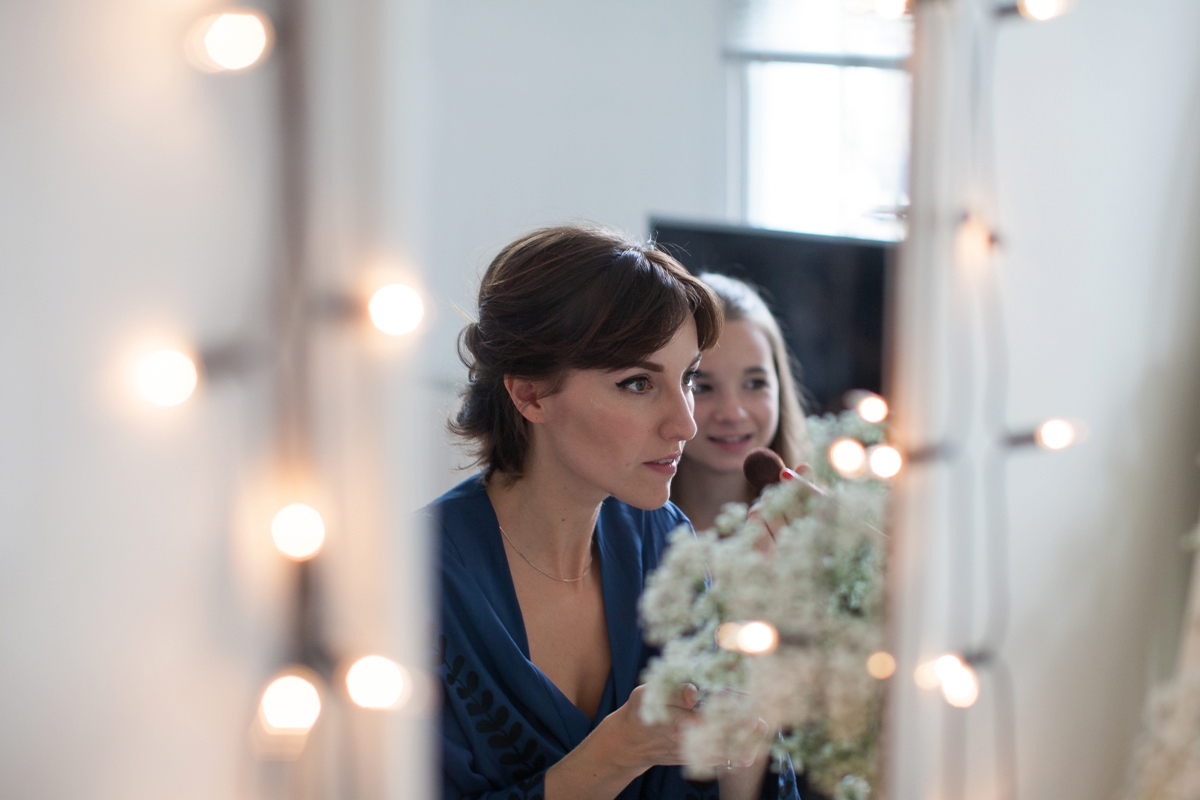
[
  {"xmin": 452, "ymin": 224, "xmax": 723, "ymax": 480},
  {"xmin": 695, "ymin": 272, "xmax": 809, "ymax": 468}
]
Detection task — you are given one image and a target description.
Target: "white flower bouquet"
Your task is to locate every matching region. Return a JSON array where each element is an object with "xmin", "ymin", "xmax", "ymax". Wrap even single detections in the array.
[{"xmin": 639, "ymin": 413, "xmax": 889, "ymax": 799}]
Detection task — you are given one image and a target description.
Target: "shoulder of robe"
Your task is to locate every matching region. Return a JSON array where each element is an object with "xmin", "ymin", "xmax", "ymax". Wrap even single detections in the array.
[{"xmin": 422, "ymin": 474, "xmax": 490, "ymax": 566}]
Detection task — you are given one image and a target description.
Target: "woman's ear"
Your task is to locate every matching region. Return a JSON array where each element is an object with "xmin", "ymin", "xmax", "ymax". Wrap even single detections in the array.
[{"xmin": 504, "ymin": 376, "xmax": 547, "ymax": 424}]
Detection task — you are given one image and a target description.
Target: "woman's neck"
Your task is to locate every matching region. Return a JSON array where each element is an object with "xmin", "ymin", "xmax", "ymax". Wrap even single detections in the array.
[
  {"xmin": 486, "ymin": 457, "xmax": 603, "ymax": 580},
  {"xmin": 672, "ymin": 456, "xmax": 756, "ymax": 533}
]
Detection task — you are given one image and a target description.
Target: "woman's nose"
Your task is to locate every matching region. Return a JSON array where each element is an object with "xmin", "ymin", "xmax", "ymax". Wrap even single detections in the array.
[
  {"xmin": 663, "ymin": 385, "xmax": 699, "ymax": 442},
  {"xmin": 713, "ymin": 390, "xmax": 747, "ymax": 422}
]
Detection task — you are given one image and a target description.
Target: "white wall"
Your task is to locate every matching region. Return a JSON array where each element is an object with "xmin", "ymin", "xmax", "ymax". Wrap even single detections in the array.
[
  {"xmin": 415, "ymin": 0, "xmax": 728, "ymax": 496},
  {"xmin": 1000, "ymin": 1, "xmax": 1200, "ymax": 794},
  {"xmin": 890, "ymin": 1, "xmax": 1200, "ymax": 798},
  {"xmin": 0, "ymin": 1, "xmax": 282, "ymax": 798},
  {"xmin": 0, "ymin": 0, "xmax": 730, "ymax": 798}
]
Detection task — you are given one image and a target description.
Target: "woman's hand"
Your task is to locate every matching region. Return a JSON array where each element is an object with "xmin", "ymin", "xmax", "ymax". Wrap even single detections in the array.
[
  {"xmin": 599, "ymin": 683, "xmax": 699, "ymax": 770},
  {"xmin": 543, "ymin": 683, "xmax": 699, "ymax": 800}
]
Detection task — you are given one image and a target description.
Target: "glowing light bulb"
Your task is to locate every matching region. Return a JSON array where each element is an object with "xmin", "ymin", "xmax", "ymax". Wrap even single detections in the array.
[
  {"xmin": 736, "ymin": 621, "xmax": 778, "ymax": 654},
  {"xmin": 857, "ymin": 394, "xmax": 889, "ymax": 423},
  {"xmin": 369, "ymin": 284, "xmax": 424, "ymax": 336},
  {"xmin": 867, "ymin": 445, "xmax": 903, "ymax": 479},
  {"xmin": 874, "ymin": 0, "xmax": 907, "ymax": 19},
  {"xmin": 716, "ymin": 622, "xmax": 743, "ymax": 651},
  {"xmin": 866, "ymin": 651, "xmax": 897, "ymax": 680},
  {"xmin": 260, "ymin": 675, "xmax": 321, "ymax": 733},
  {"xmin": 205, "ymin": 12, "xmax": 270, "ymax": 70},
  {"xmin": 829, "ymin": 438, "xmax": 867, "ymax": 478},
  {"xmin": 954, "ymin": 215, "xmax": 995, "ymax": 271},
  {"xmin": 914, "ymin": 659, "xmax": 941, "ymax": 690},
  {"xmin": 1018, "ymin": 0, "xmax": 1068, "ymax": 20},
  {"xmin": 1036, "ymin": 418, "xmax": 1075, "ymax": 450},
  {"xmin": 346, "ymin": 656, "xmax": 409, "ymax": 710},
  {"xmin": 934, "ymin": 655, "xmax": 980, "ymax": 708},
  {"xmin": 271, "ymin": 504, "xmax": 325, "ymax": 560},
  {"xmin": 137, "ymin": 349, "xmax": 198, "ymax": 406}
]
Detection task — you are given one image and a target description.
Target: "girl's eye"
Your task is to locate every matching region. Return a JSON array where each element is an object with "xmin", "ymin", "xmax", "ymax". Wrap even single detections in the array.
[
  {"xmin": 683, "ymin": 370, "xmax": 701, "ymax": 391},
  {"xmin": 618, "ymin": 376, "xmax": 651, "ymax": 393},
  {"xmin": 745, "ymin": 378, "xmax": 770, "ymax": 391}
]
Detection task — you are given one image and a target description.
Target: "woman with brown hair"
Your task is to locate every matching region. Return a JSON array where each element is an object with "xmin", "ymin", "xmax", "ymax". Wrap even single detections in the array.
[
  {"xmin": 430, "ymin": 225, "xmax": 798, "ymax": 800},
  {"xmin": 670, "ymin": 273, "xmax": 809, "ymax": 533}
]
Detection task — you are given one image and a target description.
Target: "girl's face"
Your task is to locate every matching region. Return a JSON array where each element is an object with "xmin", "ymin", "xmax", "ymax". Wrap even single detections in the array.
[
  {"xmin": 527, "ymin": 317, "xmax": 702, "ymax": 510},
  {"xmin": 684, "ymin": 319, "xmax": 780, "ymax": 474}
]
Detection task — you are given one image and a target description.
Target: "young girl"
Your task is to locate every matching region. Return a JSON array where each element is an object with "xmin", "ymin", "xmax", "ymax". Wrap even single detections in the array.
[
  {"xmin": 431, "ymin": 227, "xmax": 798, "ymax": 800},
  {"xmin": 670, "ymin": 273, "xmax": 808, "ymax": 533}
]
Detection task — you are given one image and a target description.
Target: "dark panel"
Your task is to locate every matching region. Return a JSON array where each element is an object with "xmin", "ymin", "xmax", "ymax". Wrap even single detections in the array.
[{"xmin": 650, "ymin": 219, "xmax": 890, "ymax": 414}]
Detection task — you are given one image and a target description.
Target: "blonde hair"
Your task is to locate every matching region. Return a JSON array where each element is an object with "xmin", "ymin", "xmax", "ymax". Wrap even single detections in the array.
[{"xmin": 696, "ymin": 273, "xmax": 809, "ymax": 468}]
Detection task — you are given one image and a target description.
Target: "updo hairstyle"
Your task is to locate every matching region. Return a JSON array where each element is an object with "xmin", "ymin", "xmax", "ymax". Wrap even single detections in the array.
[{"xmin": 453, "ymin": 224, "xmax": 723, "ymax": 481}]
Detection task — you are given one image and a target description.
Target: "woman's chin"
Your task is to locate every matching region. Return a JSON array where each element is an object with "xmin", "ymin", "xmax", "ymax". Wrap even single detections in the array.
[{"xmin": 612, "ymin": 482, "xmax": 671, "ymax": 511}]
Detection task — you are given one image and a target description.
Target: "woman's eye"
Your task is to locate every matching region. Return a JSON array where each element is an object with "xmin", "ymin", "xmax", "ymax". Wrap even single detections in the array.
[
  {"xmin": 745, "ymin": 378, "xmax": 770, "ymax": 391},
  {"xmin": 683, "ymin": 371, "xmax": 701, "ymax": 391},
  {"xmin": 618, "ymin": 376, "xmax": 651, "ymax": 393}
]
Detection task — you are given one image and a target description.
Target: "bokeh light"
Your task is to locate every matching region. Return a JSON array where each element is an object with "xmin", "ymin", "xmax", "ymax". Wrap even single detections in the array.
[
  {"xmin": 191, "ymin": 12, "xmax": 272, "ymax": 72},
  {"xmin": 866, "ymin": 651, "xmax": 896, "ymax": 679},
  {"xmin": 736, "ymin": 621, "xmax": 779, "ymax": 654},
  {"xmin": 954, "ymin": 214, "xmax": 995, "ymax": 271},
  {"xmin": 271, "ymin": 503, "xmax": 326, "ymax": 560},
  {"xmin": 1036, "ymin": 418, "xmax": 1075, "ymax": 450},
  {"xmin": 857, "ymin": 393, "xmax": 889, "ymax": 423},
  {"xmin": 1018, "ymin": 0, "xmax": 1068, "ymax": 21},
  {"xmin": 914, "ymin": 659, "xmax": 941, "ymax": 690},
  {"xmin": 346, "ymin": 655, "xmax": 409, "ymax": 710},
  {"xmin": 934, "ymin": 654, "xmax": 980, "ymax": 708},
  {"xmin": 369, "ymin": 284, "xmax": 424, "ymax": 336},
  {"xmin": 716, "ymin": 622, "xmax": 743, "ymax": 651},
  {"xmin": 829, "ymin": 438, "xmax": 867, "ymax": 478},
  {"xmin": 867, "ymin": 445, "xmax": 903, "ymax": 479},
  {"xmin": 260, "ymin": 675, "xmax": 321, "ymax": 733},
  {"xmin": 137, "ymin": 349, "xmax": 198, "ymax": 407}
]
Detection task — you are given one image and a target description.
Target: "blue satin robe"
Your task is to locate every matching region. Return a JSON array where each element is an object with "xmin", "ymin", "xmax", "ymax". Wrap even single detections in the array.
[{"xmin": 431, "ymin": 476, "xmax": 800, "ymax": 800}]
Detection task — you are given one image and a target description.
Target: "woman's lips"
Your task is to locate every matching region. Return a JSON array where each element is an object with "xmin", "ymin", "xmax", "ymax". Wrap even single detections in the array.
[
  {"xmin": 644, "ymin": 454, "xmax": 680, "ymax": 476},
  {"xmin": 707, "ymin": 433, "xmax": 754, "ymax": 453}
]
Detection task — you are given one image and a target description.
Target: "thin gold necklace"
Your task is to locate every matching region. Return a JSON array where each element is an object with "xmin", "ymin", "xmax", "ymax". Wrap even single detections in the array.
[{"xmin": 498, "ymin": 525, "xmax": 594, "ymax": 583}]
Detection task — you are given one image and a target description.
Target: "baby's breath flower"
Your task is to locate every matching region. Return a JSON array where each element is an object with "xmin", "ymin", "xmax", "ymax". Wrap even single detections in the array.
[{"xmin": 639, "ymin": 415, "xmax": 888, "ymax": 796}]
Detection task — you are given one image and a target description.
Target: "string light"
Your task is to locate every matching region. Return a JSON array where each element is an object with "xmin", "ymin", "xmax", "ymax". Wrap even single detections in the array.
[
  {"xmin": 368, "ymin": 284, "xmax": 424, "ymax": 336},
  {"xmin": 1035, "ymin": 418, "xmax": 1075, "ymax": 450},
  {"xmin": 259, "ymin": 675, "xmax": 321, "ymax": 733},
  {"xmin": 137, "ymin": 349, "xmax": 199, "ymax": 406},
  {"xmin": 866, "ymin": 651, "xmax": 897, "ymax": 679},
  {"xmin": 271, "ymin": 504, "xmax": 326, "ymax": 560},
  {"xmin": 867, "ymin": 445, "xmax": 903, "ymax": 479},
  {"xmin": 953, "ymin": 214, "xmax": 996, "ymax": 271},
  {"xmin": 186, "ymin": 11, "xmax": 273, "ymax": 72},
  {"xmin": 914, "ymin": 659, "xmax": 942, "ymax": 690},
  {"xmin": 716, "ymin": 622, "xmax": 743, "ymax": 651},
  {"xmin": 1017, "ymin": 0, "xmax": 1069, "ymax": 21},
  {"xmin": 934, "ymin": 655, "xmax": 980, "ymax": 708},
  {"xmin": 829, "ymin": 438, "xmax": 867, "ymax": 478},
  {"xmin": 346, "ymin": 656, "xmax": 410, "ymax": 710},
  {"xmin": 856, "ymin": 393, "xmax": 889, "ymax": 423},
  {"xmin": 736, "ymin": 621, "xmax": 779, "ymax": 654}
]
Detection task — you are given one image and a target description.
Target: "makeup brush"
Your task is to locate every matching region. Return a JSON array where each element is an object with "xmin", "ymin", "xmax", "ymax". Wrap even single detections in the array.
[{"xmin": 743, "ymin": 447, "xmax": 787, "ymax": 498}]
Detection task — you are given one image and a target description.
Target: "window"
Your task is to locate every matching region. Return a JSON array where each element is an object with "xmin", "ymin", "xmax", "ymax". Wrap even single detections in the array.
[{"xmin": 728, "ymin": 0, "xmax": 913, "ymax": 241}]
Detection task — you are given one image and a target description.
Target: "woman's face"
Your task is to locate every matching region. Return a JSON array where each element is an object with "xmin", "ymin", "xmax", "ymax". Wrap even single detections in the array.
[
  {"xmin": 529, "ymin": 317, "xmax": 701, "ymax": 510},
  {"xmin": 684, "ymin": 319, "xmax": 780, "ymax": 474}
]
